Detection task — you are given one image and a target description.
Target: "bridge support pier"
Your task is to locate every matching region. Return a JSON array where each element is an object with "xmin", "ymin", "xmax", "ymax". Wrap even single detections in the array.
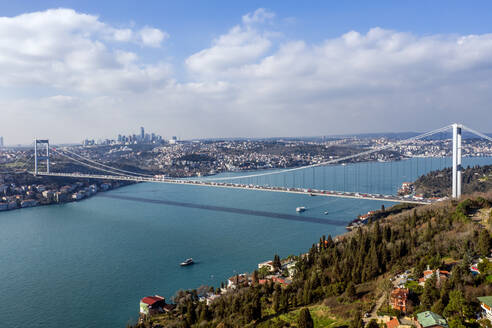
[
  {"xmin": 452, "ymin": 124, "xmax": 462, "ymax": 198},
  {"xmin": 34, "ymin": 139, "xmax": 50, "ymax": 175}
]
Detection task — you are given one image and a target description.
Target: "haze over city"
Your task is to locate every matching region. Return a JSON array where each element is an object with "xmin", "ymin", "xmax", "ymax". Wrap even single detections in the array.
[{"xmin": 0, "ymin": 1, "xmax": 491, "ymax": 144}]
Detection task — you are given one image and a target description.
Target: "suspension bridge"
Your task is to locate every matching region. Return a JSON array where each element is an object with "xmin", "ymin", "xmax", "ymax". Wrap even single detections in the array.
[{"xmin": 25, "ymin": 123, "xmax": 492, "ymax": 205}]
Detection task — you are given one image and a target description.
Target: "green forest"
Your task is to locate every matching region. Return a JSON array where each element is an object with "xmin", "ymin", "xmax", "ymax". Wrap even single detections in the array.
[{"xmin": 415, "ymin": 165, "xmax": 492, "ymax": 197}]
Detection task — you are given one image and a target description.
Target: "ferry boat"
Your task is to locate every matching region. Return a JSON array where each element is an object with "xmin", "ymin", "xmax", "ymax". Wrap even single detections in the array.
[
  {"xmin": 180, "ymin": 258, "xmax": 194, "ymax": 266},
  {"xmin": 296, "ymin": 206, "xmax": 306, "ymax": 213}
]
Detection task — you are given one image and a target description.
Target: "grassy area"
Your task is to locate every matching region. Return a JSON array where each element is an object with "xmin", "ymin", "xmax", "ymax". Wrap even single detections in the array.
[{"xmin": 256, "ymin": 304, "xmax": 349, "ymax": 328}]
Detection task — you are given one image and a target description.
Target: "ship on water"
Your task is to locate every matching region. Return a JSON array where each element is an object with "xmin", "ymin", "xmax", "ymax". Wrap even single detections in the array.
[{"xmin": 180, "ymin": 258, "xmax": 194, "ymax": 266}]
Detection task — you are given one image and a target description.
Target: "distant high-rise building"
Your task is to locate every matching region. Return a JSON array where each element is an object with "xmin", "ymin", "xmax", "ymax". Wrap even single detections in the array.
[
  {"xmin": 0, "ymin": 136, "xmax": 3, "ymax": 147},
  {"xmin": 140, "ymin": 127, "xmax": 145, "ymax": 141}
]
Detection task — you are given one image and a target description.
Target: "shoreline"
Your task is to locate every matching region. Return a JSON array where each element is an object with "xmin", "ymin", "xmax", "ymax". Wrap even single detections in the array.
[{"xmin": 0, "ymin": 176, "xmax": 136, "ymax": 213}]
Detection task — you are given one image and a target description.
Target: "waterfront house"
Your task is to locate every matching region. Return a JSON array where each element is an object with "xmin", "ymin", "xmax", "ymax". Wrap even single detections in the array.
[
  {"xmin": 478, "ymin": 296, "xmax": 492, "ymax": 321},
  {"xmin": 271, "ymin": 276, "xmax": 292, "ymax": 286},
  {"xmin": 227, "ymin": 273, "xmax": 248, "ymax": 289},
  {"xmin": 390, "ymin": 288, "xmax": 409, "ymax": 312},
  {"xmin": 0, "ymin": 202, "xmax": 7, "ymax": 211},
  {"xmin": 55, "ymin": 191, "xmax": 68, "ymax": 203},
  {"xmin": 199, "ymin": 293, "xmax": 221, "ymax": 305},
  {"xmin": 281, "ymin": 260, "xmax": 297, "ymax": 277},
  {"xmin": 258, "ymin": 260, "xmax": 274, "ymax": 272},
  {"xmin": 20, "ymin": 199, "xmax": 38, "ymax": 208},
  {"xmin": 72, "ymin": 192, "xmax": 84, "ymax": 200},
  {"xmin": 42, "ymin": 190, "xmax": 55, "ymax": 199},
  {"xmin": 139, "ymin": 295, "xmax": 166, "ymax": 316},
  {"xmin": 416, "ymin": 311, "xmax": 448, "ymax": 328}
]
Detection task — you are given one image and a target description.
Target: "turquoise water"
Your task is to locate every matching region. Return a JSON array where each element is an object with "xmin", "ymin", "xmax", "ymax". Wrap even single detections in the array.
[{"xmin": 1, "ymin": 157, "xmax": 491, "ymax": 328}]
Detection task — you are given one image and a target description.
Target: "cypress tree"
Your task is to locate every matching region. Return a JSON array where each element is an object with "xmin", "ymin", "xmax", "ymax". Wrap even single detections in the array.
[
  {"xmin": 346, "ymin": 281, "xmax": 356, "ymax": 299},
  {"xmin": 273, "ymin": 254, "xmax": 282, "ymax": 271},
  {"xmin": 478, "ymin": 229, "xmax": 491, "ymax": 257},
  {"xmin": 297, "ymin": 308, "xmax": 314, "ymax": 328},
  {"xmin": 272, "ymin": 289, "xmax": 280, "ymax": 313}
]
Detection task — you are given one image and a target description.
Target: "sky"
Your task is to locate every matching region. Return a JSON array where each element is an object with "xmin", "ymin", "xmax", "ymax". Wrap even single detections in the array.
[{"xmin": 1, "ymin": 1, "xmax": 492, "ymax": 144}]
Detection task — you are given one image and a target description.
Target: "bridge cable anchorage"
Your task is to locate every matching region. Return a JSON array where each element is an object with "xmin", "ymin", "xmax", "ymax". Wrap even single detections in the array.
[
  {"xmin": 51, "ymin": 147, "xmax": 154, "ymax": 177},
  {"xmin": 196, "ymin": 125, "xmax": 453, "ymax": 182},
  {"xmin": 50, "ymin": 148, "xmax": 142, "ymax": 177}
]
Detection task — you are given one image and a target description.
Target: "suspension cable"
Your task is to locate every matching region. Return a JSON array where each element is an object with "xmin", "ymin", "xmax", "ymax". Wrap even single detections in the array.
[
  {"xmin": 51, "ymin": 148, "xmax": 138, "ymax": 177},
  {"xmin": 461, "ymin": 125, "xmax": 492, "ymax": 143},
  {"xmin": 198, "ymin": 125, "xmax": 453, "ymax": 181},
  {"xmin": 53, "ymin": 147, "xmax": 154, "ymax": 177}
]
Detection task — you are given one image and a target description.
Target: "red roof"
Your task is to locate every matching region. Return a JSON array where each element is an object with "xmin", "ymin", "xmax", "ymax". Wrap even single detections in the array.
[
  {"xmin": 386, "ymin": 317, "xmax": 399, "ymax": 328},
  {"xmin": 141, "ymin": 296, "xmax": 164, "ymax": 306}
]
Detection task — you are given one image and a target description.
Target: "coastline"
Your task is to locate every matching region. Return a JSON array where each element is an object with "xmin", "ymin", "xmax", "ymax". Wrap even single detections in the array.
[{"xmin": 0, "ymin": 175, "xmax": 136, "ymax": 213}]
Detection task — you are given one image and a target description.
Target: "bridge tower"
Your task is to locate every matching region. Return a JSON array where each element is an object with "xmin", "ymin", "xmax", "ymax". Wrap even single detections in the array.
[
  {"xmin": 34, "ymin": 138, "xmax": 50, "ymax": 175},
  {"xmin": 452, "ymin": 124, "xmax": 462, "ymax": 198}
]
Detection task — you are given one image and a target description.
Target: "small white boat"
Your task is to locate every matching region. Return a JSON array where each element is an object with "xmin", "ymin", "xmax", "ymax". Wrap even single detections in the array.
[
  {"xmin": 296, "ymin": 206, "xmax": 306, "ymax": 213},
  {"xmin": 324, "ymin": 211, "xmax": 329, "ymax": 215},
  {"xmin": 180, "ymin": 258, "xmax": 194, "ymax": 266}
]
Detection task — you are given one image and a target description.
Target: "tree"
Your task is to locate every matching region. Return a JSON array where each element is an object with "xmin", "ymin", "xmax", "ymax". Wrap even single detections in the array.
[
  {"xmin": 199, "ymin": 304, "xmax": 211, "ymax": 322},
  {"xmin": 252, "ymin": 270, "xmax": 258, "ymax": 284},
  {"xmin": 272, "ymin": 289, "xmax": 280, "ymax": 313},
  {"xmin": 297, "ymin": 308, "xmax": 314, "ymax": 328},
  {"xmin": 279, "ymin": 291, "xmax": 289, "ymax": 313},
  {"xmin": 349, "ymin": 311, "xmax": 363, "ymax": 328},
  {"xmin": 346, "ymin": 281, "xmax": 356, "ymax": 299},
  {"xmin": 421, "ymin": 273, "xmax": 439, "ymax": 310},
  {"xmin": 447, "ymin": 317, "xmax": 466, "ymax": 328},
  {"xmin": 479, "ymin": 229, "xmax": 491, "ymax": 257},
  {"xmin": 443, "ymin": 290, "xmax": 472, "ymax": 321},
  {"xmin": 273, "ymin": 254, "xmax": 282, "ymax": 271},
  {"xmin": 381, "ymin": 279, "xmax": 393, "ymax": 312},
  {"xmin": 366, "ymin": 319, "xmax": 379, "ymax": 328}
]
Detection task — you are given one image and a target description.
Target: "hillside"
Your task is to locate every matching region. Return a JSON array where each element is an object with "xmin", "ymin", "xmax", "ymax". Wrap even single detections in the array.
[
  {"xmin": 132, "ymin": 193, "xmax": 492, "ymax": 328},
  {"xmin": 414, "ymin": 164, "xmax": 492, "ymax": 197}
]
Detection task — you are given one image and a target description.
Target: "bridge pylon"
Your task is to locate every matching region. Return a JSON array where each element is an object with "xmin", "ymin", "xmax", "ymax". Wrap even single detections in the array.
[
  {"xmin": 34, "ymin": 138, "xmax": 50, "ymax": 175},
  {"xmin": 452, "ymin": 123, "xmax": 462, "ymax": 198}
]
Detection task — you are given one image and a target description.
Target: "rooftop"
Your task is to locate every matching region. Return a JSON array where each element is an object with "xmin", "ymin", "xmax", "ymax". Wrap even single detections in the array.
[
  {"xmin": 141, "ymin": 296, "xmax": 165, "ymax": 306},
  {"xmin": 416, "ymin": 311, "xmax": 448, "ymax": 328},
  {"xmin": 478, "ymin": 296, "xmax": 492, "ymax": 308}
]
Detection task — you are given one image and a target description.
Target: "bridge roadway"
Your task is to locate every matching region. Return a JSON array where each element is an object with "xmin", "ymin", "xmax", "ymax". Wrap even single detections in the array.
[{"xmin": 31, "ymin": 172, "xmax": 433, "ymax": 205}]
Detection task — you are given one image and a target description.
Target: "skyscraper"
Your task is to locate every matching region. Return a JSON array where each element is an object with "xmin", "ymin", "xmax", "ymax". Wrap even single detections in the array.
[
  {"xmin": 140, "ymin": 127, "xmax": 145, "ymax": 141},
  {"xmin": 0, "ymin": 136, "xmax": 3, "ymax": 147}
]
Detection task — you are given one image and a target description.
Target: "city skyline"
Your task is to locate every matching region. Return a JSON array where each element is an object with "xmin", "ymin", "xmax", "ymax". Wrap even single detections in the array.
[{"xmin": 1, "ymin": 1, "xmax": 492, "ymax": 144}]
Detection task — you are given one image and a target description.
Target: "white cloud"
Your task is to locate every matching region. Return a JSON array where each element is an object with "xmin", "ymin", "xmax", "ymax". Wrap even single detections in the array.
[
  {"xmin": 183, "ymin": 22, "xmax": 492, "ymax": 137},
  {"xmin": 2, "ymin": 8, "xmax": 492, "ymax": 144},
  {"xmin": 186, "ymin": 9, "xmax": 275, "ymax": 75},
  {"xmin": 139, "ymin": 26, "xmax": 168, "ymax": 47},
  {"xmin": 112, "ymin": 28, "xmax": 133, "ymax": 42},
  {"xmin": 242, "ymin": 8, "xmax": 275, "ymax": 25},
  {"xmin": 0, "ymin": 8, "xmax": 170, "ymax": 93}
]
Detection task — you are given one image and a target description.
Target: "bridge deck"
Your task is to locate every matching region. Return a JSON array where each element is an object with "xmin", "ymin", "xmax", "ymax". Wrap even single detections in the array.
[{"xmin": 31, "ymin": 172, "xmax": 433, "ymax": 205}]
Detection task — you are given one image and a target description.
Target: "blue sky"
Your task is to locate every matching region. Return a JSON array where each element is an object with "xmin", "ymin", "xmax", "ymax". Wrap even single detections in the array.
[{"xmin": 0, "ymin": 1, "xmax": 492, "ymax": 143}]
